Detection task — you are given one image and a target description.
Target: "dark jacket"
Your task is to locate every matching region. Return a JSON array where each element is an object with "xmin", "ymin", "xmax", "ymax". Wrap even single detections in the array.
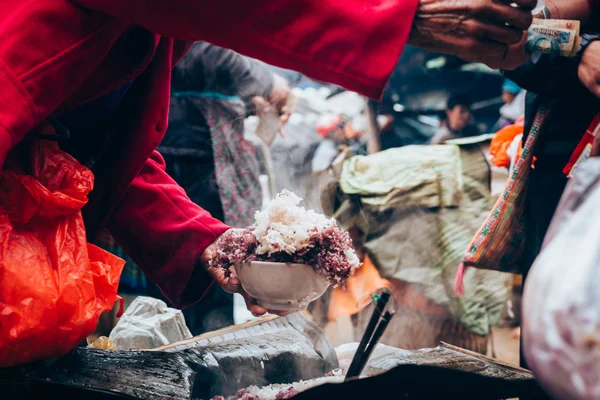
[
  {"xmin": 504, "ymin": 34, "xmax": 600, "ymax": 372},
  {"xmin": 505, "ymin": 33, "xmax": 600, "ymax": 169},
  {"xmin": 504, "ymin": 33, "xmax": 600, "ymax": 279}
]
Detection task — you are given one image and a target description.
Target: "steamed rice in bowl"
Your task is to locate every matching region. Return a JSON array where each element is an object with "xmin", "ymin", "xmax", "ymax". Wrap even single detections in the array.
[{"xmin": 211, "ymin": 190, "xmax": 361, "ymax": 289}]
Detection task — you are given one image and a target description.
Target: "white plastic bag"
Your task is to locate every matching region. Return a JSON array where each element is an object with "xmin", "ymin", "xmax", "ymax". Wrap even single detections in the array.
[
  {"xmin": 109, "ymin": 296, "xmax": 192, "ymax": 350},
  {"xmin": 523, "ymin": 158, "xmax": 600, "ymax": 400}
]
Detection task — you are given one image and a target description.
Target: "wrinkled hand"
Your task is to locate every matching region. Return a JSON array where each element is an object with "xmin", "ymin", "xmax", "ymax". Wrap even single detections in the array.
[
  {"xmin": 409, "ymin": 0, "xmax": 535, "ymax": 67},
  {"xmin": 200, "ymin": 230, "xmax": 290, "ymax": 317},
  {"xmin": 476, "ymin": 31, "xmax": 530, "ymax": 70}
]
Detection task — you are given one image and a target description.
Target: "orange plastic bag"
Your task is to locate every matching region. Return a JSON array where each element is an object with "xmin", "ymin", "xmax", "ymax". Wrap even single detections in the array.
[
  {"xmin": 0, "ymin": 139, "xmax": 125, "ymax": 367},
  {"xmin": 489, "ymin": 123, "xmax": 524, "ymax": 168}
]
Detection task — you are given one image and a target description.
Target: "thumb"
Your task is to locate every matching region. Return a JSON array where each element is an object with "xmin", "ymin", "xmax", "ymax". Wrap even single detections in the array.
[{"xmin": 206, "ymin": 264, "xmax": 241, "ymax": 294}]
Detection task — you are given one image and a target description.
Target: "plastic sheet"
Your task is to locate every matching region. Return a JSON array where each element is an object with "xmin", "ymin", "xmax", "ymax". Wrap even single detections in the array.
[{"xmin": 109, "ymin": 296, "xmax": 192, "ymax": 350}]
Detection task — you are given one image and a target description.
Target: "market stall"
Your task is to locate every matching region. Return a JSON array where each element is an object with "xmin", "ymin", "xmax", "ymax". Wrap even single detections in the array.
[{"xmin": 24, "ymin": 313, "xmax": 546, "ymax": 400}]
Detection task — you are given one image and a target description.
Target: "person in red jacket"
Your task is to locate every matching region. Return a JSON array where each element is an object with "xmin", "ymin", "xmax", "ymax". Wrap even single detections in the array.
[{"xmin": 0, "ymin": 0, "xmax": 536, "ymax": 317}]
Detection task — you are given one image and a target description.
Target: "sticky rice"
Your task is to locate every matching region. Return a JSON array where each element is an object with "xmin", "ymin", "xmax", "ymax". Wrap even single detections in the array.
[{"xmin": 210, "ymin": 190, "xmax": 360, "ymax": 288}]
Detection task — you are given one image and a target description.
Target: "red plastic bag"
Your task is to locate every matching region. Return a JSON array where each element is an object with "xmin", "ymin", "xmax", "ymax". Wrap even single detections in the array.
[{"xmin": 0, "ymin": 139, "xmax": 125, "ymax": 367}]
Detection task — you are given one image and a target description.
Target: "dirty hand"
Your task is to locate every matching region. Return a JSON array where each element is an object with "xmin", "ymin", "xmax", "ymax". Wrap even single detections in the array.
[
  {"xmin": 200, "ymin": 230, "xmax": 289, "ymax": 317},
  {"xmin": 409, "ymin": 0, "xmax": 535, "ymax": 66}
]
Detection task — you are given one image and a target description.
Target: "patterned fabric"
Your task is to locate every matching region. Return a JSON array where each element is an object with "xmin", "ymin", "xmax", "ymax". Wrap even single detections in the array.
[
  {"xmin": 456, "ymin": 98, "xmax": 555, "ymax": 295},
  {"xmin": 195, "ymin": 95, "xmax": 262, "ymax": 228}
]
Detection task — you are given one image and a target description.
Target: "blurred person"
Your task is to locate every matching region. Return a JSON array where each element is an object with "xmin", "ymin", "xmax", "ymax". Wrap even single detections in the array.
[
  {"xmin": 312, "ymin": 113, "xmax": 387, "ymax": 173},
  {"xmin": 312, "ymin": 114, "xmax": 346, "ymax": 173},
  {"xmin": 343, "ymin": 115, "xmax": 370, "ymax": 157},
  {"xmin": 429, "ymin": 94, "xmax": 481, "ymax": 144},
  {"xmin": 150, "ymin": 42, "xmax": 291, "ymax": 335},
  {"xmin": 0, "ymin": 0, "xmax": 537, "ymax": 365},
  {"xmin": 479, "ymin": 0, "xmax": 600, "ymax": 374},
  {"xmin": 495, "ymin": 79, "xmax": 526, "ymax": 130},
  {"xmin": 501, "ymin": 80, "xmax": 522, "ymax": 106}
]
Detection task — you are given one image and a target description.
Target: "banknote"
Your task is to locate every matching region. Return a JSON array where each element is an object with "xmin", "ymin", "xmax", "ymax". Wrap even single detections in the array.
[{"xmin": 526, "ymin": 19, "xmax": 581, "ymax": 57}]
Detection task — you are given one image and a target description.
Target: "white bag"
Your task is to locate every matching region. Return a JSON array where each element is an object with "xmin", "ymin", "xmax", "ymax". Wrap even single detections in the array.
[
  {"xmin": 109, "ymin": 296, "xmax": 192, "ymax": 350},
  {"xmin": 523, "ymin": 158, "xmax": 600, "ymax": 400}
]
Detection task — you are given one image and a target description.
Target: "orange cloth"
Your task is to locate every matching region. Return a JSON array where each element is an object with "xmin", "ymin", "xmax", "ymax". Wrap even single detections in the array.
[
  {"xmin": 489, "ymin": 124, "xmax": 524, "ymax": 168},
  {"xmin": 328, "ymin": 255, "xmax": 390, "ymax": 321}
]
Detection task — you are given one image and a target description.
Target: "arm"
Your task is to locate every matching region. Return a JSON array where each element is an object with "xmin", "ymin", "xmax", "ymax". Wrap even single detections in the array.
[
  {"xmin": 505, "ymin": 33, "xmax": 600, "ymax": 96},
  {"xmin": 175, "ymin": 42, "xmax": 275, "ymax": 101},
  {"xmin": 429, "ymin": 128, "xmax": 452, "ymax": 145},
  {"xmin": 74, "ymin": 0, "xmax": 537, "ymax": 98},
  {"xmin": 106, "ymin": 151, "xmax": 230, "ymax": 309},
  {"xmin": 542, "ymin": 0, "xmax": 596, "ymax": 26},
  {"xmin": 201, "ymin": 43, "xmax": 275, "ymax": 101},
  {"xmin": 72, "ymin": 0, "xmax": 418, "ymax": 99}
]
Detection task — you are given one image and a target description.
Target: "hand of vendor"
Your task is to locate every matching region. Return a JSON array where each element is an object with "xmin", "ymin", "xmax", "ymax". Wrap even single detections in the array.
[
  {"xmin": 201, "ymin": 229, "xmax": 289, "ymax": 317},
  {"xmin": 472, "ymin": 32, "xmax": 530, "ymax": 70},
  {"xmin": 409, "ymin": 0, "xmax": 535, "ymax": 67}
]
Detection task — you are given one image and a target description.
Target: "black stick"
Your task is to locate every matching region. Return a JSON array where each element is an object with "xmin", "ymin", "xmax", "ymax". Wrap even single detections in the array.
[
  {"xmin": 349, "ymin": 311, "xmax": 395, "ymax": 381},
  {"xmin": 345, "ymin": 291, "xmax": 391, "ymax": 380},
  {"xmin": 363, "ymin": 311, "xmax": 394, "ymax": 359}
]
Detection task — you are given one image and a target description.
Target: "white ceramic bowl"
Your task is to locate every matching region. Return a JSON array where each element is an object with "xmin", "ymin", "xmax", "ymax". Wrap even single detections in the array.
[{"xmin": 234, "ymin": 261, "xmax": 330, "ymax": 311}]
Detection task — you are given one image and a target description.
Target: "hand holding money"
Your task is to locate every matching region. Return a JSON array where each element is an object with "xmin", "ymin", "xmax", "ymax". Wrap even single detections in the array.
[
  {"xmin": 578, "ymin": 41, "xmax": 600, "ymax": 99},
  {"xmin": 526, "ymin": 18, "xmax": 582, "ymax": 57}
]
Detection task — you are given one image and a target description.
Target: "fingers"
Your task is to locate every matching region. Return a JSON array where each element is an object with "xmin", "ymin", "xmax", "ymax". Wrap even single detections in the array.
[
  {"xmin": 476, "ymin": 32, "xmax": 529, "ymax": 70},
  {"xmin": 579, "ymin": 42, "xmax": 600, "ymax": 99},
  {"xmin": 584, "ymin": 76, "xmax": 600, "ymax": 99},
  {"xmin": 206, "ymin": 264, "xmax": 241, "ymax": 294},
  {"xmin": 445, "ymin": 35, "xmax": 508, "ymax": 58},
  {"xmin": 253, "ymin": 96, "xmax": 272, "ymax": 116},
  {"xmin": 252, "ymin": 96, "xmax": 268, "ymax": 108},
  {"xmin": 478, "ymin": 0, "xmax": 534, "ymax": 30},
  {"xmin": 269, "ymin": 310, "xmax": 293, "ymax": 317},
  {"xmin": 240, "ymin": 289, "xmax": 268, "ymax": 317},
  {"xmin": 496, "ymin": 0, "xmax": 537, "ymax": 10},
  {"xmin": 462, "ymin": 19, "xmax": 524, "ymax": 45},
  {"xmin": 207, "ymin": 264, "xmax": 281, "ymax": 317}
]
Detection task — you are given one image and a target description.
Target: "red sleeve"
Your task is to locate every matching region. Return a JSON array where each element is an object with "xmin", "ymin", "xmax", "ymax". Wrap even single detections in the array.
[
  {"xmin": 73, "ymin": 0, "xmax": 419, "ymax": 99},
  {"xmin": 106, "ymin": 151, "xmax": 230, "ymax": 309}
]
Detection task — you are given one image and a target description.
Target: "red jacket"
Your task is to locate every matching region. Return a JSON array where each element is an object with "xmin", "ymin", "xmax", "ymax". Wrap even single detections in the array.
[{"xmin": 0, "ymin": 0, "xmax": 418, "ymax": 308}]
